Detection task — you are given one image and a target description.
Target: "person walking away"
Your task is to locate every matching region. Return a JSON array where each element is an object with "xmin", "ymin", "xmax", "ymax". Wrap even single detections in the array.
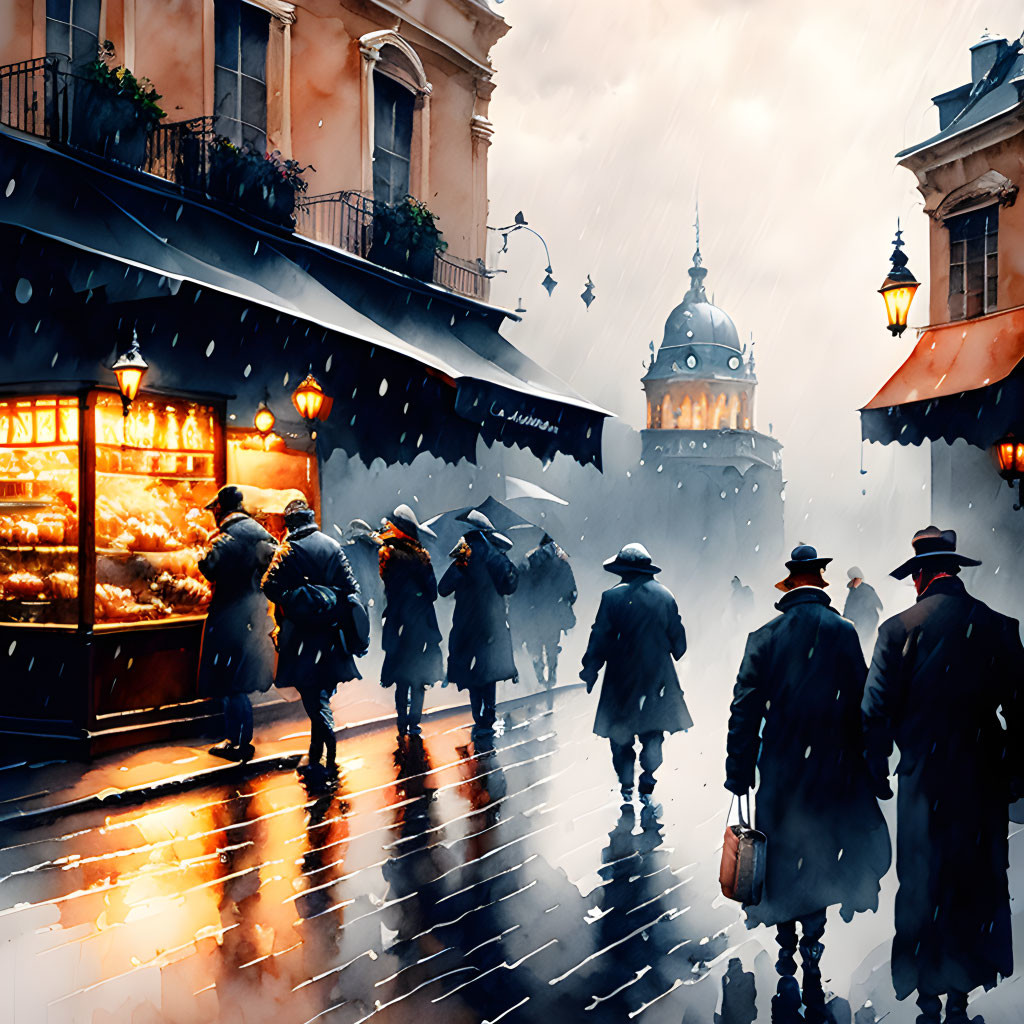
[
  {"xmin": 262, "ymin": 500, "xmax": 364, "ymax": 787},
  {"xmin": 378, "ymin": 504, "xmax": 443, "ymax": 739},
  {"xmin": 729, "ymin": 575, "xmax": 755, "ymax": 625},
  {"xmin": 580, "ymin": 543, "xmax": 691, "ymax": 823},
  {"xmin": 726, "ymin": 544, "xmax": 891, "ymax": 1024},
  {"xmin": 862, "ymin": 527, "xmax": 1023, "ymax": 1024},
  {"xmin": 437, "ymin": 509, "xmax": 518, "ymax": 750},
  {"xmin": 197, "ymin": 485, "xmax": 277, "ymax": 762},
  {"xmin": 344, "ymin": 518, "xmax": 383, "ymax": 646},
  {"xmin": 843, "ymin": 566, "xmax": 883, "ymax": 651},
  {"xmin": 513, "ymin": 533, "xmax": 577, "ymax": 699}
]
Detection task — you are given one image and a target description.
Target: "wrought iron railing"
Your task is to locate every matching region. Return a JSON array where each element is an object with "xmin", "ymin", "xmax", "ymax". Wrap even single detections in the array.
[
  {"xmin": 434, "ymin": 250, "xmax": 489, "ymax": 300},
  {"xmin": 145, "ymin": 115, "xmax": 216, "ymax": 189},
  {"xmin": 0, "ymin": 56, "xmax": 62, "ymax": 140},
  {"xmin": 294, "ymin": 189, "xmax": 374, "ymax": 257}
]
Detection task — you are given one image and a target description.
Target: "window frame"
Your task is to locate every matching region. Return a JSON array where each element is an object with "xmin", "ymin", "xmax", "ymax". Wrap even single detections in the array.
[
  {"xmin": 45, "ymin": 0, "xmax": 101, "ymax": 68},
  {"xmin": 213, "ymin": 0, "xmax": 270, "ymax": 151},
  {"xmin": 946, "ymin": 203, "xmax": 999, "ymax": 321},
  {"xmin": 372, "ymin": 69, "xmax": 415, "ymax": 206}
]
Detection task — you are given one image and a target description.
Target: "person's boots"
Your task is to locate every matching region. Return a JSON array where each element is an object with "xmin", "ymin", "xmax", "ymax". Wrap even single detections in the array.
[
  {"xmin": 407, "ymin": 686, "xmax": 425, "ymax": 737},
  {"xmin": 945, "ymin": 991, "xmax": 976, "ymax": 1023},
  {"xmin": 799, "ymin": 918, "xmax": 827, "ymax": 1023},
  {"xmin": 915, "ymin": 993, "xmax": 941, "ymax": 1024},
  {"xmin": 772, "ymin": 923, "xmax": 801, "ymax": 1024}
]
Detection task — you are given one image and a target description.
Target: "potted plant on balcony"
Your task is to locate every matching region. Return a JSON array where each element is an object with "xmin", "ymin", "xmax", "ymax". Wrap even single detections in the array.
[
  {"xmin": 206, "ymin": 140, "xmax": 310, "ymax": 227},
  {"xmin": 370, "ymin": 196, "xmax": 447, "ymax": 281},
  {"xmin": 68, "ymin": 42, "xmax": 165, "ymax": 168}
]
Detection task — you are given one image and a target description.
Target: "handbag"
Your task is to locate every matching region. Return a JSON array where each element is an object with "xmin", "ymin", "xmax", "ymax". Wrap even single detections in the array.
[{"xmin": 719, "ymin": 793, "xmax": 767, "ymax": 905}]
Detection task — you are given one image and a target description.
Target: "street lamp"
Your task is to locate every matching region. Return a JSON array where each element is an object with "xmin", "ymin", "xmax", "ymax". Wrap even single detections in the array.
[
  {"xmin": 879, "ymin": 219, "xmax": 920, "ymax": 337},
  {"xmin": 490, "ymin": 212, "xmax": 558, "ymax": 297},
  {"xmin": 993, "ymin": 433, "xmax": 1024, "ymax": 509},
  {"xmin": 254, "ymin": 389, "xmax": 275, "ymax": 434},
  {"xmin": 111, "ymin": 330, "xmax": 149, "ymax": 418},
  {"xmin": 291, "ymin": 373, "xmax": 332, "ymax": 425}
]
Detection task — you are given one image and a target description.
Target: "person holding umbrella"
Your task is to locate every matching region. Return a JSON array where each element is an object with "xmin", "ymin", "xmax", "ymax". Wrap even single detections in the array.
[
  {"xmin": 378, "ymin": 504, "xmax": 443, "ymax": 739},
  {"xmin": 438, "ymin": 509, "xmax": 518, "ymax": 749}
]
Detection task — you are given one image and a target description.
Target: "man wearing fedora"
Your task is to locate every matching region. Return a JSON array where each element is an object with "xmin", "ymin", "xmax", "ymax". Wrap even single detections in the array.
[
  {"xmin": 378, "ymin": 504, "xmax": 443, "ymax": 739},
  {"xmin": 726, "ymin": 544, "xmax": 891, "ymax": 1024},
  {"xmin": 863, "ymin": 527, "xmax": 1024, "ymax": 1024},
  {"xmin": 580, "ymin": 543, "xmax": 691, "ymax": 819},
  {"xmin": 197, "ymin": 485, "xmax": 278, "ymax": 761},
  {"xmin": 438, "ymin": 509, "xmax": 519, "ymax": 749}
]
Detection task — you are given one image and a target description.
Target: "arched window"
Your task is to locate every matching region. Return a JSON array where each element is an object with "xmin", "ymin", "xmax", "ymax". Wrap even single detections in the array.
[
  {"xmin": 727, "ymin": 394, "xmax": 740, "ymax": 429},
  {"xmin": 679, "ymin": 396, "xmax": 692, "ymax": 429},
  {"xmin": 710, "ymin": 394, "xmax": 728, "ymax": 429},
  {"xmin": 660, "ymin": 395, "xmax": 672, "ymax": 430}
]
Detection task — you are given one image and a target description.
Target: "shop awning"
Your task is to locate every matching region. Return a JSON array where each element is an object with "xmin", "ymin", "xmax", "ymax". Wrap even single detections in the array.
[
  {"xmin": 0, "ymin": 131, "xmax": 609, "ymax": 467},
  {"xmin": 860, "ymin": 306, "xmax": 1024, "ymax": 449}
]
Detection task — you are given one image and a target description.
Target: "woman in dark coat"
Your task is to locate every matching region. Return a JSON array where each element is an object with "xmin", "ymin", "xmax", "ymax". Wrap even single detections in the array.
[
  {"xmin": 197, "ymin": 485, "xmax": 277, "ymax": 761},
  {"xmin": 726, "ymin": 544, "xmax": 891, "ymax": 1022},
  {"xmin": 580, "ymin": 543, "xmax": 690, "ymax": 816},
  {"xmin": 261, "ymin": 500, "xmax": 361, "ymax": 784},
  {"xmin": 378, "ymin": 504, "xmax": 443, "ymax": 738},
  {"xmin": 437, "ymin": 509, "xmax": 518, "ymax": 746},
  {"xmin": 863, "ymin": 527, "xmax": 1024, "ymax": 1023}
]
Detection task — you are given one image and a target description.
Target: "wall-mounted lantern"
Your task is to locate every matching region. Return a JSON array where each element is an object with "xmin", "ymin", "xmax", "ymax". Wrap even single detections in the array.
[
  {"xmin": 292, "ymin": 374, "xmax": 332, "ymax": 427},
  {"xmin": 994, "ymin": 432, "xmax": 1024, "ymax": 509},
  {"xmin": 110, "ymin": 330, "xmax": 149, "ymax": 418},
  {"xmin": 879, "ymin": 219, "xmax": 920, "ymax": 337}
]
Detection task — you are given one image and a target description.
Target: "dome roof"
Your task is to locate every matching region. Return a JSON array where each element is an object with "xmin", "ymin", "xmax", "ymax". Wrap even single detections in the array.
[{"xmin": 643, "ymin": 246, "xmax": 752, "ymax": 383}]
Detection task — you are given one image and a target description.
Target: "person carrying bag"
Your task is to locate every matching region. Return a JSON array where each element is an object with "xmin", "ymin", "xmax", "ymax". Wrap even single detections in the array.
[{"xmin": 720, "ymin": 792, "xmax": 766, "ymax": 906}]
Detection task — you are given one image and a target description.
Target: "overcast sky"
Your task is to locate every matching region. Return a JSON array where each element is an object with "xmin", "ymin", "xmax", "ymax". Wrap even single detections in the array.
[{"xmin": 483, "ymin": 0, "xmax": 1022, "ymax": 588}]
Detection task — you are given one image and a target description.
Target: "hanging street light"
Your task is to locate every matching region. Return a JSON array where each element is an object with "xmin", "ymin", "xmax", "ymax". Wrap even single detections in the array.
[
  {"xmin": 291, "ymin": 373, "xmax": 332, "ymax": 427},
  {"xmin": 490, "ymin": 212, "xmax": 558, "ymax": 298},
  {"xmin": 254, "ymin": 389, "xmax": 276, "ymax": 435},
  {"xmin": 110, "ymin": 329, "xmax": 149, "ymax": 418},
  {"xmin": 879, "ymin": 219, "xmax": 920, "ymax": 337},
  {"xmin": 994, "ymin": 433, "xmax": 1024, "ymax": 510}
]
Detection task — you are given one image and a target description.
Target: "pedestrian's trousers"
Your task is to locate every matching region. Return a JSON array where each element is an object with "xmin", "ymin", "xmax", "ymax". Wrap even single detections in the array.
[
  {"xmin": 469, "ymin": 683, "xmax": 497, "ymax": 736},
  {"xmin": 395, "ymin": 682, "xmax": 425, "ymax": 734},
  {"xmin": 610, "ymin": 731, "xmax": 664, "ymax": 794},
  {"xmin": 300, "ymin": 688, "xmax": 336, "ymax": 767},
  {"xmin": 222, "ymin": 693, "xmax": 254, "ymax": 747}
]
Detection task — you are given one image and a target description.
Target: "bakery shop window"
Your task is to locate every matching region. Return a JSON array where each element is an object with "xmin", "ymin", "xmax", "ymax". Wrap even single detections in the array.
[
  {"xmin": 94, "ymin": 393, "xmax": 217, "ymax": 623},
  {"xmin": 0, "ymin": 397, "xmax": 80, "ymax": 624}
]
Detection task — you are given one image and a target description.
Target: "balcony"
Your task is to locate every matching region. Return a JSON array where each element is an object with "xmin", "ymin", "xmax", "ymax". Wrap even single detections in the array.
[{"xmin": 0, "ymin": 56, "xmax": 491, "ymax": 303}]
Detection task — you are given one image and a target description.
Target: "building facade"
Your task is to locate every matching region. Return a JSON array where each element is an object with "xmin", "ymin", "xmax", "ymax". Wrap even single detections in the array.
[{"xmin": 861, "ymin": 28, "xmax": 1024, "ymax": 609}]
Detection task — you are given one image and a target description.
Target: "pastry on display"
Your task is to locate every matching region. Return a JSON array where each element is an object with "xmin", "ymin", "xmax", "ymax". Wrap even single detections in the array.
[
  {"xmin": 49, "ymin": 571, "xmax": 78, "ymax": 600},
  {"xmin": 6, "ymin": 571, "xmax": 47, "ymax": 599}
]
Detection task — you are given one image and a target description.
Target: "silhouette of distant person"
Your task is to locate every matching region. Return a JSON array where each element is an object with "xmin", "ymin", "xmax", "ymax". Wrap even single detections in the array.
[
  {"xmin": 513, "ymin": 533, "xmax": 577, "ymax": 698},
  {"xmin": 729, "ymin": 575, "xmax": 755, "ymax": 625},
  {"xmin": 863, "ymin": 527, "xmax": 1024, "ymax": 1024},
  {"xmin": 727, "ymin": 544, "xmax": 890, "ymax": 1024},
  {"xmin": 378, "ymin": 504, "xmax": 443, "ymax": 738},
  {"xmin": 843, "ymin": 566, "xmax": 883, "ymax": 650},
  {"xmin": 581, "ymin": 543, "xmax": 691, "ymax": 819}
]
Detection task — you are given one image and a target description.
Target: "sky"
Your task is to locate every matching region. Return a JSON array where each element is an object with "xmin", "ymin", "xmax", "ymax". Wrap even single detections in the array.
[{"xmin": 483, "ymin": 0, "xmax": 1023, "ymax": 597}]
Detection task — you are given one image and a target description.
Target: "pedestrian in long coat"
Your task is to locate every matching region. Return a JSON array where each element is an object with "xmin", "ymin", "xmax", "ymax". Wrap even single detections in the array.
[
  {"xmin": 862, "ymin": 527, "xmax": 1024, "ymax": 1024},
  {"xmin": 843, "ymin": 566, "xmax": 884, "ymax": 651},
  {"xmin": 726, "ymin": 544, "xmax": 891, "ymax": 1022},
  {"xmin": 437, "ymin": 509, "xmax": 518, "ymax": 747},
  {"xmin": 262, "ymin": 499, "xmax": 362, "ymax": 786},
  {"xmin": 512, "ymin": 534, "xmax": 577, "ymax": 694},
  {"xmin": 344, "ymin": 518, "xmax": 383, "ymax": 643},
  {"xmin": 378, "ymin": 504, "xmax": 443, "ymax": 738},
  {"xmin": 580, "ymin": 543, "xmax": 691, "ymax": 819},
  {"xmin": 197, "ymin": 485, "xmax": 277, "ymax": 761}
]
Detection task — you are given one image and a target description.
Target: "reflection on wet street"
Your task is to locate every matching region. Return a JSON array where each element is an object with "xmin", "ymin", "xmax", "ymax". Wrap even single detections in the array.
[{"xmin": 0, "ymin": 691, "xmax": 737, "ymax": 1023}]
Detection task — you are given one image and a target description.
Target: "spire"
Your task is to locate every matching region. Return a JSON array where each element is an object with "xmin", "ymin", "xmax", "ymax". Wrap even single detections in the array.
[{"xmin": 686, "ymin": 199, "xmax": 708, "ymax": 302}]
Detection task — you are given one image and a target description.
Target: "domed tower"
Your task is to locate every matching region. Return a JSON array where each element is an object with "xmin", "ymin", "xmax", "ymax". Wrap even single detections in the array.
[{"xmin": 641, "ymin": 237, "xmax": 780, "ymax": 473}]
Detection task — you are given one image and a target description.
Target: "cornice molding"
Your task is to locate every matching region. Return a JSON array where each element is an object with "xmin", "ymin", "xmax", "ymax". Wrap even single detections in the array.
[
  {"xmin": 359, "ymin": 29, "xmax": 431, "ymax": 93},
  {"xmin": 245, "ymin": 0, "xmax": 296, "ymax": 25}
]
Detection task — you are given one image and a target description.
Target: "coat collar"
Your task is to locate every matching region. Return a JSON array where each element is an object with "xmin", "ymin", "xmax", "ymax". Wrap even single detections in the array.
[
  {"xmin": 775, "ymin": 586, "xmax": 832, "ymax": 613},
  {"xmin": 287, "ymin": 523, "xmax": 319, "ymax": 542},
  {"xmin": 916, "ymin": 574, "xmax": 967, "ymax": 602}
]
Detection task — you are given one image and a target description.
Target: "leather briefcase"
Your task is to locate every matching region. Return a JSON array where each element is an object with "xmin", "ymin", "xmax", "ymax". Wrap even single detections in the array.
[{"xmin": 719, "ymin": 794, "xmax": 766, "ymax": 905}]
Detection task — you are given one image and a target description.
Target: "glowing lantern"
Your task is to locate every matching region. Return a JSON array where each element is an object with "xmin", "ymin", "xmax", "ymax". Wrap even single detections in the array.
[
  {"xmin": 291, "ymin": 374, "xmax": 330, "ymax": 422},
  {"xmin": 254, "ymin": 401, "xmax": 275, "ymax": 435},
  {"xmin": 111, "ymin": 330, "xmax": 149, "ymax": 417},
  {"xmin": 993, "ymin": 433, "xmax": 1024, "ymax": 510},
  {"xmin": 879, "ymin": 220, "xmax": 920, "ymax": 337}
]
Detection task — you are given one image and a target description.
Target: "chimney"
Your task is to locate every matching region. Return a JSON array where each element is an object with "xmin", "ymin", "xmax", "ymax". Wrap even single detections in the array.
[{"xmin": 970, "ymin": 29, "xmax": 1009, "ymax": 85}]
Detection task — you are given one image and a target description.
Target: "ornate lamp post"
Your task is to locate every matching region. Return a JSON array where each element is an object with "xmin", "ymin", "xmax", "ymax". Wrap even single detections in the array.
[
  {"xmin": 879, "ymin": 219, "xmax": 920, "ymax": 337},
  {"xmin": 110, "ymin": 330, "xmax": 149, "ymax": 417},
  {"xmin": 994, "ymin": 433, "xmax": 1024, "ymax": 509}
]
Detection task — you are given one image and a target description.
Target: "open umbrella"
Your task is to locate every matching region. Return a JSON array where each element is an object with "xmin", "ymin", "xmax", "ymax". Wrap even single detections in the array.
[{"xmin": 421, "ymin": 495, "xmax": 545, "ymax": 559}]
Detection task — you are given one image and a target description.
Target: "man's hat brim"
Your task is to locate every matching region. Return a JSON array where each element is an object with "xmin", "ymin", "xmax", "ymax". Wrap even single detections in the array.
[
  {"xmin": 603, "ymin": 556, "xmax": 660, "ymax": 576},
  {"xmin": 890, "ymin": 550, "xmax": 981, "ymax": 580},
  {"xmin": 784, "ymin": 556, "xmax": 832, "ymax": 572}
]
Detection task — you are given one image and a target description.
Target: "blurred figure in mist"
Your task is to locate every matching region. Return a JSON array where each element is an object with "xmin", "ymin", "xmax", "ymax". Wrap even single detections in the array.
[
  {"xmin": 716, "ymin": 958, "xmax": 757, "ymax": 1024},
  {"xmin": 512, "ymin": 533, "xmax": 577, "ymax": 702},
  {"xmin": 378, "ymin": 504, "xmax": 443, "ymax": 740},
  {"xmin": 344, "ymin": 518, "xmax": 383, "ymax": 646},
  {"xmin": 581, "ymin": 543, "xmax": 690, "ymax": 821},
  {"xmin": 843, "ymin": 566, "xmax": 883, "ymax": 651},
  {"xmin": 726, "ymin": 544, "xmax": 891, "ymax": 1024},
  {"xmin": 729, "ymin": 576, "xmax": 755, "ymax": 625},
  {"xmin": 438, "ymin": 509, "xmax": 518, "ymax": 751},
  {"xmin": 863, "ymin": 527, "xmax": 1024, "ymax": 1024}
]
